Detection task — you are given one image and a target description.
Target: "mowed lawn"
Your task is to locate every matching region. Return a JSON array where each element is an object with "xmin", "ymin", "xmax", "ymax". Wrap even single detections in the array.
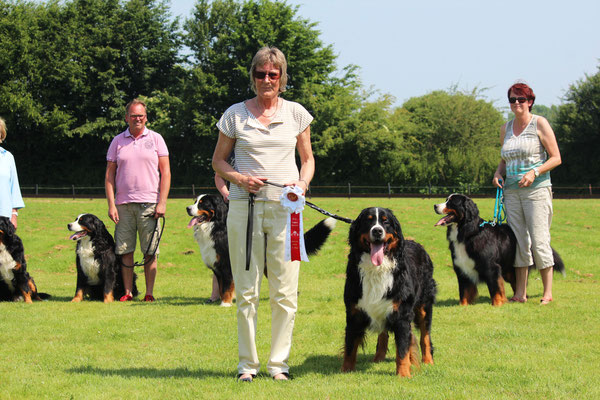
[{"xmin": 1, "ymin": 196, "xmax": 599, "ymax": 399}]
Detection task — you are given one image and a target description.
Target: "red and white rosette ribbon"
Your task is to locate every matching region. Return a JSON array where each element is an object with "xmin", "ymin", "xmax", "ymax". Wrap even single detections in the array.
[{"xmin": 280, "ymin": 185, "xmax": 309, "ymax": 262}]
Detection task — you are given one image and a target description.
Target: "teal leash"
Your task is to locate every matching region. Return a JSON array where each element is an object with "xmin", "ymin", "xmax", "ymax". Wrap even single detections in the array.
[{"xmin": 480, "ymin": 180, "xmax": 506, "ymax": 227}]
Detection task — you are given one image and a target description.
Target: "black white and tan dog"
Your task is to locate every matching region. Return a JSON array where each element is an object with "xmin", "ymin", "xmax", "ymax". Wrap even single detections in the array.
[
  {"xmin": 0, "ymin": 216, "xmax": 49, "ymax": 302},
  {"xmin": 186, "ymin": 193, "xmax": 336, "ymax": 307},
  {"xmin": 68, "ymin": 213, "xmax": 137, "ymax": 302},
  {"xmin": 434, "ymin": 193, "xmax": 565, "ymax": 306},
  {"xmin": 341, "ymin": 207, "xmax": 436, "ymax": 377}
]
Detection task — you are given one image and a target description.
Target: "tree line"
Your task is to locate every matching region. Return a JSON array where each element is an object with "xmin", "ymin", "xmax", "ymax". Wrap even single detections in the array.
[{"xmin": 1, "ymin": 0, "xmax": 598, "ymax": 187}]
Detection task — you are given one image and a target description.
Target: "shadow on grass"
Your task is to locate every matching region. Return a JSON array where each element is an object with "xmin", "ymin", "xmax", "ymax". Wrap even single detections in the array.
[
  {"xmin": 435, "ymin": 295, "xmax": 493, "ymax": 307},
  {"xmin": 36, "ymin": 295, "xmax": 221, "ymax": 306},
  {"xmin": 67, "ymin": 365, "xmax": 230, "ymax": 379},
  {"xmin": 294, "ymin": 354, "xmax": 426, "ymax": 377},
  {"xmin": 128, "ymin": 296, "xmax": 227, "ymax": 306}
]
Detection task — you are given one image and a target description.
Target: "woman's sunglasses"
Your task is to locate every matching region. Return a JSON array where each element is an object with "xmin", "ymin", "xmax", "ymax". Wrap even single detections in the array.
[
  {"xmin": 509, "ymin": 97, "xmax": 528, "ymax": 104},
  {"xmin": 255, "ymin": 71, "xmax": 280, "ymax": 80}
]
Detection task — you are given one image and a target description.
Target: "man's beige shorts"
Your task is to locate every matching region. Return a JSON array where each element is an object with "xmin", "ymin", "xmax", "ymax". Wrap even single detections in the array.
[{"xmin": 115, "ymin": 203, "xmax": 161, "ymax": 256}]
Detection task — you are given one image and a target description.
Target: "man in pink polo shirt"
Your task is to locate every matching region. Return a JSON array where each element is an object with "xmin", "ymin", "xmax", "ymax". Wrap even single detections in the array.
[{"xmin": 105, "ymin": 99, "xmax": 171, "ymax": 302}]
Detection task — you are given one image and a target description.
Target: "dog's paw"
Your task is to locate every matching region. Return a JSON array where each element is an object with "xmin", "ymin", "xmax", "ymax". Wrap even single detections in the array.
[{"xmin": 220, "ymin": 302, "xmax": 233, "ymax": 308}]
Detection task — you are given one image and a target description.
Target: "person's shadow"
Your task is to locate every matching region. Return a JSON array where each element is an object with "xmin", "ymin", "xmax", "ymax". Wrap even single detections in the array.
[{"xmin": 67, "ymin": 365, "xmax": 229, "ymax": 379}]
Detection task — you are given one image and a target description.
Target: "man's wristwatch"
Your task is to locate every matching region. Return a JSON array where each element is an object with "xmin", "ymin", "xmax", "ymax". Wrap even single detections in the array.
[{"xmin": 533, "ymin": 168, "xmax": 540, "ymax": 177}]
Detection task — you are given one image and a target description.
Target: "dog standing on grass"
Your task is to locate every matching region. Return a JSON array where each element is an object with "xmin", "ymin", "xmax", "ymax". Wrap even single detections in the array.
[
  {"xmin": 434, "ymin": 193, "xmax": 565, "ymax": 306},
  {"xmin": 341, "ymin": 207, "xmax": 436, "ymax": 377}
]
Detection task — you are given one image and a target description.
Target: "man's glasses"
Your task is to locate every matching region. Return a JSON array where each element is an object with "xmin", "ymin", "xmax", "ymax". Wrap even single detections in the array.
[
  {"xmin": 254, "ymin": 71, "xmax": 280, "ymax": 80},
  {"xmin": 508, "ymin": 97, "xmax": 528, "ymax": 104},
  {"xmin": 129, "ymin": 114, "xmax": 146, "ymax": 119}
]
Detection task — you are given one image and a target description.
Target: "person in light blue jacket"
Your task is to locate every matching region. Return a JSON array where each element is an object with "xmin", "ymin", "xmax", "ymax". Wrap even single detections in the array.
[{"xmin": 0, "ymin": 117, "xmax": 25, "ymax": 229}]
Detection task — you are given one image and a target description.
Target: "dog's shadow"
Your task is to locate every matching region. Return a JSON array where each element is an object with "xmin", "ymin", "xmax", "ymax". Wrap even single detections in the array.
[
  {"xmin": 435, "ymin": 296, "xmax": 494, "ymax": 307},
  {"xmin": 295, "ymin": 353, "xmax": 426, "ymax": 377}
]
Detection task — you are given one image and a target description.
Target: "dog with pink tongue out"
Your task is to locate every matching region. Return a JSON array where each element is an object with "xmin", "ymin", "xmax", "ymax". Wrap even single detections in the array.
[{"xmin": 341, "ymin": 207, "xmax": 437, "ymax": 377}]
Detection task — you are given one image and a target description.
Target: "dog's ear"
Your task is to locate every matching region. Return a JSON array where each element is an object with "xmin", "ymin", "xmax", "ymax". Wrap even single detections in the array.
[
  {"xmin": 460, "ymin": 197, "xmax": 480, "ymax": 238},
  {"xmin": 214, "ymin": 196, "xmax": 228, "ymax": 221},
  {"xmin": 348, "ymin": 209, "xmax": 365, "ymax": 245},
  {"xmin": 0, "ymin": 216, "xmax": 16, "ymax": 236},
  {"xmin": 92, "ymin": 215, "xmax": 106, "ymax": 233},
  {"xmin": 386, "ymin": 209, "xmax": 405, "ymax": 251},
  {"xmin": 388, "ymin": 209, "xmax": 404, "ymax": 240}
]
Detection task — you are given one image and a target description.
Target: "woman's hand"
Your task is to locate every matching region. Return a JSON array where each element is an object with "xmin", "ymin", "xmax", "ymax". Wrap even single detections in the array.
[
  {"xmin": 492, "ymin": 171, "xmax": 504, "ymax": 188},
  {"xmin": 518, "ymin": 170, "xmax": 536, "ymax": 188},
  {"xmin": 284, "ymin": 179, "xmax": 309, "ymax": 195},
  {"xmin": 241, "ymin": 175, "xmax": 266, "ymax": 194}
]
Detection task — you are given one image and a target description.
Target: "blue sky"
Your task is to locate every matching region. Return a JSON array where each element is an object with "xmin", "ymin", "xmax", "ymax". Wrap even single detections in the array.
[{"xmin": 170, "ymin": 0, "xmax": 599, "ymax": 109}]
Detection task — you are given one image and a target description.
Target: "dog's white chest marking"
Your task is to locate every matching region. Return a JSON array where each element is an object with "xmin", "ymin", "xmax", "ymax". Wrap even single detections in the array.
[
  {"xmin": 193, "ymin": 222, "xmax": 218, "ymax": 270},
  {"xmin": 0, "ymin": 242, "xmax": 17, "ymax": 291},
  {"xmin": 357, "ymin": 253, "xmax": 396, "ymax": 333},
  {"xmin": 448, "ymin": 225, "xmax": 479, "ymax": 282},
  {"xmin": 77, "ymin": 237, "xmax": 101, "ymax": 285}
]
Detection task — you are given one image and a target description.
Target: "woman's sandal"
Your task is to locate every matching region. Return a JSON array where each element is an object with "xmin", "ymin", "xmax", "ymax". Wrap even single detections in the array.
[
  {"xmin": 237, "ymin": 373, "xmax": 255, "ymax": 382},
  {"xmin": 540, "ymin": 297, "xmax": 553, "ymax": 305},
  {"xmin": 273, "ymin": 372, "xmax": 290, "ymax": 381},
  {"xmin": 509, "ymin": 296, "xmax": 527, "ymax": 303}
]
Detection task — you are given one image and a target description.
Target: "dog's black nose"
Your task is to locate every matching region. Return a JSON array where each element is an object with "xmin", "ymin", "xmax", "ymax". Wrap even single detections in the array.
[{"xmin": 371, "ymin": 226, "xmax": 384, "ymax": 240}]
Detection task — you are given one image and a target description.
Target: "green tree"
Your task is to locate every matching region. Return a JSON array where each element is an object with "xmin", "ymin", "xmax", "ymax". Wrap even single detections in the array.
[
  {"xmin": 401, "ymin": 90, "xmax": 505, "ymax": 185},
  {"xmin": 179, "ymin": 0, "xmax": 348, "ymax": 184},
  {"xmin": 0, "ymin": 0, "xmax": 181, "ymax": 185},
  {"xmin": 553, "ymin": 66, "xmax": 600, "ymax": 185},
  {"xmin": 532, "ymin": 104, "xmax": 560, "ymax": 126}
]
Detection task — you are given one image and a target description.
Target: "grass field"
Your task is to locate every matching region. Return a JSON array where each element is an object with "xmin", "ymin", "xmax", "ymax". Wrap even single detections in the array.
[{"xmin": 1, "ymin": 196, "xmax": 599, "ymax": 399}]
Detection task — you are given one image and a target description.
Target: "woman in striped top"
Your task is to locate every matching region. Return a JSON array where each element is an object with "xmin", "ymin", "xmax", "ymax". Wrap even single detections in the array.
[
  {"xmin": 493, "ymin": 82, "xmax": 561, "ymax": 305},
  {"xmin": 212, "ymin": 47, "xmax": 314, "ymax": 381}
]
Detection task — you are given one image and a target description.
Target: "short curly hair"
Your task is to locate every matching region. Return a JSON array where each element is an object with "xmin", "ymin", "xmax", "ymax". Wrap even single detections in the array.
[{"xmin": 249, "ymin": 46, "xmax": 288, "ymax": 94}]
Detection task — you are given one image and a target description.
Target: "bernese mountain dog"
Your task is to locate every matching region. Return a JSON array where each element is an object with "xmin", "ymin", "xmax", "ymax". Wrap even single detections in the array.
[
  {"xmin": 68, "ymin": 213, "xmax": 137, "ymax": 303},
  {"xmin": 186, "ymin": 193, "xmax": 336, "ymax": 307},
  {"xmin": 434, "ymin": 193, "xmax": 565, "ymax": 306},
  {"xmin": 0, "ymin": 216, "xmax": 49, "ymax": 302},
  {"xmin": 342, "ymin": 207, "xmax": 436, "ymax": 377}
]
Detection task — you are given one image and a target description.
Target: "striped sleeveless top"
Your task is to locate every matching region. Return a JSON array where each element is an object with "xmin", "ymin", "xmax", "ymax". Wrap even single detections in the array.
[
  {"xmin": 501, "ymin": 114, "xmax": 551, "ymax": 189},
  {"xmin": 217, "ymin": 99, "xmax": 313, "ymax": 201}
]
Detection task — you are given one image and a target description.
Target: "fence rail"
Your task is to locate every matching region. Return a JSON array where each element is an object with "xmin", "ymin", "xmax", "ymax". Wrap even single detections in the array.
[{"xmin": 20, "ymin": 184, "xmax": 600, "ymax": 198}]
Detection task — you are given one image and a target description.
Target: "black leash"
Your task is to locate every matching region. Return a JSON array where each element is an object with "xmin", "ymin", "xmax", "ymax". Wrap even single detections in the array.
[
  {"xmin": 245, "ymin": 193, "xmax": 255, "ymax": 271},
  {"xmin": 263, "ymin": 180, "xmax": 353, "ymax": 224},
  {"xmin": 121, "ymin": 215, "xmax": 165, "ymax": 268}
]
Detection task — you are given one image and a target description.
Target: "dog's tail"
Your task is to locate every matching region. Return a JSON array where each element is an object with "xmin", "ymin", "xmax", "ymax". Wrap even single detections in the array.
[
  {"xmin": 528, "ymin": 247, "xmax": 566, "ymax": 277},
  {"xmin": 551, "ymin": 247, "xmax": 566, "ymax": 277},
  {"xmin": 304, "ymin": 217, "xmax": 336, "ymax": 255},
  {"xmin": 36, "ymin": 292, "xmax": 51, "ymax": 300}
]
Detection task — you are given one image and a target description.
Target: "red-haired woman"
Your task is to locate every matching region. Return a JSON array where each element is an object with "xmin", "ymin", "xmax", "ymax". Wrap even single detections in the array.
[{"xmin": 493, "ymin": 82, "xmax": 561, "ymax": 305}]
